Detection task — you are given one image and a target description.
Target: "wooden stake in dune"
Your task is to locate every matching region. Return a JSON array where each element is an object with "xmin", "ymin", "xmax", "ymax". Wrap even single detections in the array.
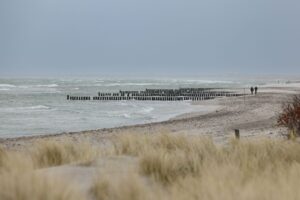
[
  {"xmin": 234, "ymin": 129, "xmax": 240, "ymax": 139},
  {"xmin": 244, "ymin": 88, "xmax": 246, "ymax": 105}
]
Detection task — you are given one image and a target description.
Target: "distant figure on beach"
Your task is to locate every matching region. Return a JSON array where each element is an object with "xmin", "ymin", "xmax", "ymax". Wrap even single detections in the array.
[
  {"xmin": 254, "ymin": 86, "xmax": 258, "ymax": 95},
  {"xmin": 250, "ymin": 87, "xmax": 254, "ymax": 95}
]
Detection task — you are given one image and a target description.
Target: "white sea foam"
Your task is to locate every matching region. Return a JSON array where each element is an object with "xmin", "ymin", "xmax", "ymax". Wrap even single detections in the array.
[
  {"xmin": 36, "ymin": 84, "xmax": 58, "ymax": 88},
  {"xmin": 0, "ymin": 105, "xmax": 51, "ymax": 112},
  {"xmin": 95, "ymin": 80, "xmax": 105, "ymax": 83},
  {"xmin": 122, "ymin": 113, "xmax": 131, "ymax": 118},
  {"xmin": 105, "ymin": 111, "xmax": 132, "ymax": 118},
  {"xmin": 26, "ymin": 105, "xmax": 51, "ymax": 110},
  {"xmin": 183, "ymin": 80, "xmax": 233, "ymax": 84},
  {"xmin": 0, "ymin": 84, "xmax": 59, "ymax": 90},
  {"xmin": 0, "ymin": 84, "xmax": 17, "ymax": 91},
  {"xmin": 18, "ymin": 85, "xmax": 33, "ymax": 89},
  {"xmin": 94, "ymin": 80, "xmax": 235, "ymax": 87},
  {"xmin": 140, "ymin": 106, "xmax": 154, "ymax": 114},
  {"xmin": 0, "ymin": 84, "xmax": 16, "ymax": 88},
  {"xmin": 97, "ymin": 82, "xmax": 163, "ymax": 87}
]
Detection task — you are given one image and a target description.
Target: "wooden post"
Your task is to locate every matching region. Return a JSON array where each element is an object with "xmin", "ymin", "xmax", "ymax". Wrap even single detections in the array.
[
  {"xmin": 244, "ymin": 88, "xmax": 246, "ymax": 105},
  {"xmin": 234, "ymin": 129, "xmax": 240, "ymax": 139}
]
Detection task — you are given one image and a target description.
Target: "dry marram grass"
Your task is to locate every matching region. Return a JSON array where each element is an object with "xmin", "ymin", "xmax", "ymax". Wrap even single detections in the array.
[
  {"xmin": 31, "ymin": 139, "xmax": 100, "ymax": 167},
  {"xmin": 0, "ymin": 172, "xmax": 84, "ymax": 200},
  {"xmin": 2, "ymin": 133, "xmax": 300, "ymax": 199},
  {"xmin": 109, "ymin": 133, "xmax": 300, "ymax": 199},
  {"xmin": 91, "ymin": 174, "xmax": 160, "ymax": 200}
]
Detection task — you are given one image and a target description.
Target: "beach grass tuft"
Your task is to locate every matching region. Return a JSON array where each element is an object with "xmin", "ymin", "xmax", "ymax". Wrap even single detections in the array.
[
  {"xmin": 113, "ymin": 133, "xmax": 215, "ymax": 155},
  {"xmin": 0, "ymin": 172, "xmax": 84, "ymax": 200},
  {"xmin": 91, "ymin": 174, "xmax": 156, "ymax": 200},
  {"xmin": 31, "ymin": 139, "xmax": 100, "ymax": 168},
  {"xmin": 0, "ymin": 149, "xmax": 34, "ymax": 173},
  {"xmin": 0, "ymin": 146, "xmax": 6, "ymax": 167}
]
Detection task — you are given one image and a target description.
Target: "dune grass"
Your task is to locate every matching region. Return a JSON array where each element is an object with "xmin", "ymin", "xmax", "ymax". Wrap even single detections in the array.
[
  {"xmin": 112, "ymin": 133, "xmax": 215, "ymax": 155},
  {"xmin": 0, "ymin": 172, "xmax": 84, "ymax": 200},
  {"xmin": 0, "ymin": 146, "xmax": 6, "ymax": 168},
  {"xmin": 1, "ymin": 139, "xmax": 102, "ymax": 170},
  {"xmin": 2, "ymin": 133, "xmax": 300, "ymax": 199},
  {"xmin": 31, "ymin": 139, "xmax": 100, "ymax": 168},
  {"xmin": 0, "ymin": 139, "xmax": 99, "ymax": 200},
  {"xmin": 91, "ymin": 174, "xmax": 158, "ymax": 200},
  {"xmin": 104, "ymin": 133, "xmax": 300, "ymax": 199},
  {"xmin": 0, "ymin": 145, "xmax": 34, "ymax": 173}
]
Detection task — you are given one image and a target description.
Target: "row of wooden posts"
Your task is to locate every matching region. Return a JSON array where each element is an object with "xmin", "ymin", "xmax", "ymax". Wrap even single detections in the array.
[
  {"xmin": 67, "ymin": 93, "xmax": 244, "ymax": 101},
  {"xmin": 98, "ymin": 91, "xmax": 232, "ymax": 97}
]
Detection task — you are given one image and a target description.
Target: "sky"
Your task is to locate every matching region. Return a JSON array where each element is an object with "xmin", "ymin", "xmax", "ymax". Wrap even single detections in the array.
[{"xmin": 0, "ymin": 0, "xmax": 300, "ymax": 77}]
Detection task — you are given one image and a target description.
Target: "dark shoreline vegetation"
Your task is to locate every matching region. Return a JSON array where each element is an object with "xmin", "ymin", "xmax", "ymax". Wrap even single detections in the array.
[{"xmin": 278, "ymin": 95, "xmax": 300, "ymax": 138}]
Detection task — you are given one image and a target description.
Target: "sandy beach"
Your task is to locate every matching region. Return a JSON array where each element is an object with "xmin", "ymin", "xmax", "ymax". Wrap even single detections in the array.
[{"xmin": 1, "ymin": 83, "xmax": 299, "ymax": 149}]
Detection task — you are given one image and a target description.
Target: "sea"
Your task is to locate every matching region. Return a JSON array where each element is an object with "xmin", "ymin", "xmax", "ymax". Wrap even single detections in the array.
[{"xmin": 0, "ymin": 77, "xmax": 283, "ymax": 138}]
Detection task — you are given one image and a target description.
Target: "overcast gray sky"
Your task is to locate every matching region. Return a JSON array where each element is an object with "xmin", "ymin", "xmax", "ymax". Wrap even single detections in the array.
[{"xmin": 1, "ymin": 0, "xmax": 300, "ymax": 77}]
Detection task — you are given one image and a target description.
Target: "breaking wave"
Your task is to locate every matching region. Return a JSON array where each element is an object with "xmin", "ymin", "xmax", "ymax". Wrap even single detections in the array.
[
  {"xmin": 0, "ymin": 105, "xmax": 51, "ymax": 112},
  {"xmin": 0, "ymin": 84, "xmax": 16, "ymax": 88},
  {"xmin": 35, "ymin": 84, "xmax": 58, "ymax": 88}
]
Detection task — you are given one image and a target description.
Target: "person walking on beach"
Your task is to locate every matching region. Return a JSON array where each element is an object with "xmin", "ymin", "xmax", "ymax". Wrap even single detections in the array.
[
  {"xmin": 254, "ymin": 86, "xmax": 258, "ymax": 95},
  {"xmin": 250, "ymin": 87, "xmax": 254, "ymax": 95}
]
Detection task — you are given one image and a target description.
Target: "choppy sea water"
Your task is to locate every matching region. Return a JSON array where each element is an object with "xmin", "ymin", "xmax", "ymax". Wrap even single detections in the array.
[{"xmin": 0, "ymin": 78, "xmax": 274, "ymax": 138}]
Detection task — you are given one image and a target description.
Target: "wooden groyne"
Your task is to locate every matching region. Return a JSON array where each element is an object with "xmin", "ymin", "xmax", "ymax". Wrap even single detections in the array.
[{"xmin": 67, "ymin": 88, "xmax": 245, "ymax": 101}]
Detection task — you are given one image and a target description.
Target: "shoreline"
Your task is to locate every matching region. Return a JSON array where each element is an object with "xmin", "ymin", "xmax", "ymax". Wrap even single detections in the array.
[
  {"xmin": 0, "ymin": 100, "xmax": 219, "ymax": 140},
  {"xmin": 1, "ymin": 84, "xmax": 300, "ymax": 149},
  {"xmin": 0, "ymin": 99, "xmax": 213, "ymax": 139},
  {"xmin": 0, "ymin": 103, "xmax": 220, "ymax": 146}
]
